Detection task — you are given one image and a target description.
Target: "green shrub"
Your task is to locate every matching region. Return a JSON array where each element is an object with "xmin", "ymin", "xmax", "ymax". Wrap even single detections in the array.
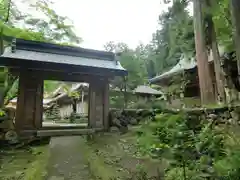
[
  {"xmin": 110, "ymin": 95, "xmax": 125, "ymax": 108},
  {"xmin": 165, "ymin": 167, "xmax": 204, "ymax": 180},
  {"xmin": 136, "ymin": 112, "xmax": 240, "ymax": 179},
  {"xmin": 45, "ymin": 103, "xmax": 61, "ymax": 121},
  {"xmin": 213, "ymin": 126, "xmax": 240, "ymax": 179},
  {"xmin": 129, "ymin": 99, "xmax": 165, "ymax": 110},
  {"xmin": 152, "ymin": 101, "xmax": 165, "ymax": 109},
  {"xmin": 131, "ymin": 99, "xmax": 150, "ymax": 109}
]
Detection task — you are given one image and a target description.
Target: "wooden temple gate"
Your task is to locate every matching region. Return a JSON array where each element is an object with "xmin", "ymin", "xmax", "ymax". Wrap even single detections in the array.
[{"xmin": 0, "ymin": 37, "xmax": 127, "ymax": 137}]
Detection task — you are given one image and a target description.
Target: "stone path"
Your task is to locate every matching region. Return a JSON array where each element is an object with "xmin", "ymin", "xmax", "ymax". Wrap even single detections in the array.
[
  {"xmin": 46, "ymin": 136, "xmax": 93, "ymax": 180},
  {"xmin": 43, "ymin": 122, "xmax": 87, "ymax": 127}
]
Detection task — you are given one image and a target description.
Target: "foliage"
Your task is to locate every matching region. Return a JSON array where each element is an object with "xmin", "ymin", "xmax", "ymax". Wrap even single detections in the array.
[
  {"xmin": 147, "ymin": 0, "xmax": 233, "ymax": 79},
  {"xmin": 211, "ymin": 0, "xmax": 233, "ymax": 52},
  {"xmin": 109, "ymin": 91, "xmax": 165, "ymax": 110},
  {"xmin": 104, "ymin": 0, "xmax": 195, "ymax": 91},
  {"xmin": 150, "ymin": 0, "xmax": 195, "ymax": 75},
  {"xmin": 0, "ymin": 67, "xmax": 17, "ymax": 107},
  {"xmin": 110, "ymin": 92, "xmax": 125, "ymax": 108},
  {"xmin": 105, "ymin": 0, "xmax": 233, "ymax": 95},
  {"xmin": 0, "ymin": 0, "xmax": 81, "ymax": 44},
  {"xmin": 24, "ymin": 0, "xmax": 81, "ymax": 44},
  {"xmin": 44, "ymin": 80, "xmax": 60, "ymax": 96},
  {"xmin": 105, "ymin": 42, "xmax": 148, "ymax": 90},
  {"xmin": 45, "ymin": 103, "xmax": 61, "ymax": 121},
  {"xmin": 137, "ymin": 113, "xmax": 240, "ymax": 179},
  {"xmin": 0, "ymin": 0, "xmax": 81, "ymax": 108},
  {"xmin": 212, "ymin": 126, "xmax": 240, "ymax": 179},
  {"xmin": 0, "ymin": 108, "xmax": 5, "ymax": 116},
  {"xmin": 129, "ymin": 98, "xmax": 164, "ymax": 110},
  {"xmin": 4, "ymin": 78, "xmax": 18, "ymax": 104},
  {"xmin": 63, "ymin": 84, "xmax": 81, "ymax": 99}
]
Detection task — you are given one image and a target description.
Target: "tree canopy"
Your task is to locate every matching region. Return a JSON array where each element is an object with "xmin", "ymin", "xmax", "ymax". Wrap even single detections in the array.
[
  {"xmin": 104, "ymin": 42, "xmax": 148, "ymax": 90},
  {"xmin": 0, "ymin": 0, "xmax": 235, "ymax": 105},
  {"xmin": 107, "ymin": 0, "xmax": 233, "ymax": 89},
  {"xmin": 0, "ymin": 0, "xmax": 81, "ymax": 106}
]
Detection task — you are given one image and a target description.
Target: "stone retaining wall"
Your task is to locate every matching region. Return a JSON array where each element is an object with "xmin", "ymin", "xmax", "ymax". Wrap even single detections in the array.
[{"xmin": 109, "ymin": 106, "xmax": 240, "ymax": 131}]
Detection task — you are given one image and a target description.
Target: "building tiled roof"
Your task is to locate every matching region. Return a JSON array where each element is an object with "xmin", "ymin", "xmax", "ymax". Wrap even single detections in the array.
[
  {"xmin": 9, "ymin": 97, "xmax": 52, "ymax": 106},
  {"xmin": 133, "ymin": 85, "xmax": 163, "ymax": 95},
  {"xmin": 149, "ymin": 46, "xmax": 225, "ymax": 83},
  {"xmin": 149, "ymin": 57, "xmax": 196, "ymax": 83},
  {"xmin": 0, "ymin": 36, "xmax": 127, "ymax": 76}
]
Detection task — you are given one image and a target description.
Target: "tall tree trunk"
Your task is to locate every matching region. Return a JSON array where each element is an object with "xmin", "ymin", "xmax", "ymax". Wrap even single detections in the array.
[
  {"xmin": 205, "ymin": 0, "xmax": 226, "ymax": 103},
  {"xmin": 211, "ymin": 34, "xmax": 226, "ymax": 103},
  {"xmin": 193, "ymin": 0, "xmax": 215, "ymax": 105},
  {"xmin": 230, "ymin": 0, "xmax": 240, "ymax": 86}
]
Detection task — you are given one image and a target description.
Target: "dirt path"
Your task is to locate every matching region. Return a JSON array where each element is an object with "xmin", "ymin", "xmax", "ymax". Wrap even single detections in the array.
[{"xmin": 46, "ymin": 136, "xmax": 93, "ymax": 180}]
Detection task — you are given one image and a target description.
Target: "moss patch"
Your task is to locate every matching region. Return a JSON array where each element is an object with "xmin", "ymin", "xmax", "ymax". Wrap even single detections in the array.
[
  {"xmin": 81, "ymin": 131, "xmax": 166, "ymax": 179},
  {"xmin": 0, "ymin": 145, "xmax": 49, "ymax": 180},
  {"xmin": 24, "ymin": 146, "xmax": 49, "ymax": 180},
  {"xmin": 183, "ymin": 97, "xmax": 201, "ymax": 107}
]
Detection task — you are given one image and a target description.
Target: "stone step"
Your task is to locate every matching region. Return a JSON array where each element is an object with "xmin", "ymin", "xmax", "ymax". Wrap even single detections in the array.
[
  {"xmin": 21, "ymin": 128, "xmax": 103, "ymax": 137},
  {"xmin": 41, "ymin": 125, "xmax": 87, "ymax": 130}
]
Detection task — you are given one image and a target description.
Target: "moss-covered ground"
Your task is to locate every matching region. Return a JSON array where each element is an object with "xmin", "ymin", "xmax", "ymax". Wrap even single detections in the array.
[
  {"xmin": 0, "ymin": 126, "xmax": 165, "ymax": 180},
  {"xmin": 82, "ymin": 128, "xmax": 166, "ymax": 179},
  {"xmin": 0, "ymin": 143, "xmax": 49, "ymax": 180}
]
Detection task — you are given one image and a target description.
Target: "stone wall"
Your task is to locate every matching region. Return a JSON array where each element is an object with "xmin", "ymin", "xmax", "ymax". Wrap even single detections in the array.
[
  {"xmin": 109, "ymin": 105, "xmax": 240, "ymax": 131},
  {"xmin": 109, "ymin": 109, "xmax": 155, "ymax": 132},
  {"xmin": 168, "ymin": 97, "xmax": 201, "ymax": 109}
]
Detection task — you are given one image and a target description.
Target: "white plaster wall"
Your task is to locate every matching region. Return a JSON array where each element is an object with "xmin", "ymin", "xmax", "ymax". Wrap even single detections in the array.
[
  {"xmin": 59, "ymin": 104, "xmax": 73, "ymax": 118},
  {"xmin": 76, "ymin": 101, "xmax": 88, "ymax": 116},
  {"xmin": 59, "ymin": 101, "xmax": 88, "ymax": 118}
]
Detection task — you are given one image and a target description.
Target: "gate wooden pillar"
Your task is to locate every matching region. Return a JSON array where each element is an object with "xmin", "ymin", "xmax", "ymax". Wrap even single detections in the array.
[
  {"xmin": 15, "ymin": 70, "xmax": 44, "ymax": 132},
  {"xmin": 103, "ymin": 81, "xmax": 110, "ymax": 130},
  {"xmin": 88, "ymin": 78, "xmax": 110, "ymax": 130}
]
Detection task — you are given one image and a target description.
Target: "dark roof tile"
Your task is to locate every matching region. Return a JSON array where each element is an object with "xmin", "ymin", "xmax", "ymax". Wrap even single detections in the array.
[{"xmin": 0, "ymin": 36, "xmax": 127, "ymax": 76}]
